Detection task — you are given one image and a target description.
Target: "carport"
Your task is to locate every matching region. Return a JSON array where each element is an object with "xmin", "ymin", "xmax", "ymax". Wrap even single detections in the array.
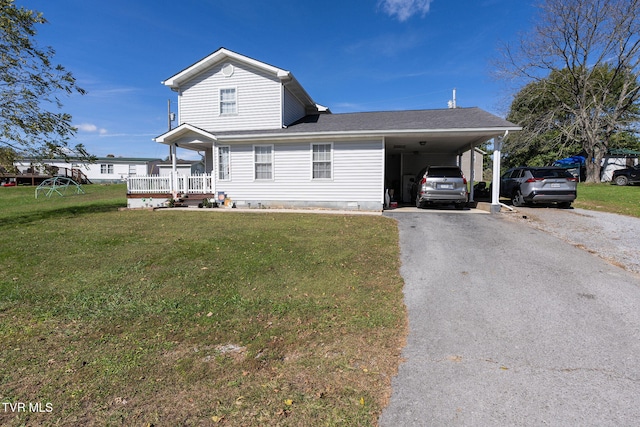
[{"xmin": 380, "ymin": 108, "xmax": 521, "ymax": 212}]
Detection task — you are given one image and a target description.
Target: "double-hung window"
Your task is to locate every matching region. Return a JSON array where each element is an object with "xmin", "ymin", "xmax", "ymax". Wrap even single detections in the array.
[
  {"xmin": 220, "ymin": 88, "xmax": 237, "ymax": 115},
  {"xmin": 100, "ymin": 164, "xmax": 113, "ymax": 174},
  {"xmin": 312, "ymin": 143, "xmax": 332, "ymax": 179},
  {"xmin": 218, "ymin": 146, "xmax": 230, "ymax": 180},
  {"xmin": 254, "ymin": 145, "xmax": 273, "ymax": 180}
]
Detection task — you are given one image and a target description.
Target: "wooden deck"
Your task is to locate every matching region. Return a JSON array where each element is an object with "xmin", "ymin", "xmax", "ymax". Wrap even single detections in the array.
[
  {"xmin": 1, "ymin": 168, "xmax": 91, "ymax": 186},
  {"xmin": 1, "ymin": 173, "xmax": 52, "ymax": 186}
]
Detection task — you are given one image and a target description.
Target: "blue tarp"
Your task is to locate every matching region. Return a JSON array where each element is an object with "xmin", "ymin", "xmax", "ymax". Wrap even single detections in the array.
[{"xmin": 553, "ymin": 156, "xmax": 585, "ymax": 168}]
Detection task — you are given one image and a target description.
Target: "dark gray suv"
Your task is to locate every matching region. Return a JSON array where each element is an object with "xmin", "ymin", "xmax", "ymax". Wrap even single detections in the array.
[
  {"xmin": 500, "ymin": 166, "xmax": 577, "ymax": 208},
  {"xmin": 415, "ymin": 165, "xmax": 468, "ymax": 209}
]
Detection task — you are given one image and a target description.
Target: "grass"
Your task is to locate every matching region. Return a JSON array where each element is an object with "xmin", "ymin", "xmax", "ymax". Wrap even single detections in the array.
[
  {"xmin": 574, "ymin": 182, "xmax": 640, "ymax": 217},
  {"xmin": 0, "ymin": 184, "xmax": 406, "ymax": 426}
]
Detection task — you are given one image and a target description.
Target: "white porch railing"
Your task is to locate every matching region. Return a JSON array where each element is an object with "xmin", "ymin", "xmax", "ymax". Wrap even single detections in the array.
[{"xmin": 127, "ymin": 173, "xmax": 215, "ymax": 195}]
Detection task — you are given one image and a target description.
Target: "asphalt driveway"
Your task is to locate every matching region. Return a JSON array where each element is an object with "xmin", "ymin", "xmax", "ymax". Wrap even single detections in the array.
[{"xmin": 379, "ymin": 210, "xmax": 640, "ymax": 426}]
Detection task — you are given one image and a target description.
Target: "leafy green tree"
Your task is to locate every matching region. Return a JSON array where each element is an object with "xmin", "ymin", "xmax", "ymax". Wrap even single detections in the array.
[
  {"xmin": 497, "ymin": 0, "xmax": 640, "ymax": 182},
  {"xmin": 0, "ymin": 0, "xmax": 90, "ymax": 170}
]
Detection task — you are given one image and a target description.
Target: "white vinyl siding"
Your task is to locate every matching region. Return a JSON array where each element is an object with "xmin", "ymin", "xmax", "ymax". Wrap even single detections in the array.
[
  {"xmin": 311, "ymin": 143, "xmax": 332, "ymax": 179},
  {"xmin": 214, "ymin": 140, "xmax": 383, "ymax": 205},
  {"xmin": 254, "ymin": 145, "xmax": 273, "ymax": 180},
  {"xmin": 179, "ymin": 60, "xmax": 282, "ymax": 131},
  {"xmin": 283, "ymin": 86, "xmax": 306, "ymax": 126},
  {"xmin": 218, "ymin": 146, "xmax": 230, "ymax": 180}
]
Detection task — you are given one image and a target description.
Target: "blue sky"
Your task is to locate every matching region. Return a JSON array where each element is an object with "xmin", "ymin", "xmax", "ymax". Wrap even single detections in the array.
[{"xmin": 24, "ymin": 0, "xmax": 536, "ymax": 159}]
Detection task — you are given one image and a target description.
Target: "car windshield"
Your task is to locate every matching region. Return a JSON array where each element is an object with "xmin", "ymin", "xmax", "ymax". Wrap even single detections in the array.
[
  {"xmin": 531, "ymin": 169, "xmax": 573, "ymax": 179},
  {"xmin": 427, "ymin": 167, "xmax": 461, "ymax": 178}
]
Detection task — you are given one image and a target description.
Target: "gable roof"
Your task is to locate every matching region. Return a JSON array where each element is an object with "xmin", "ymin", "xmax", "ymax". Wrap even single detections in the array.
[
  {"xmin": 162, "ymin": 47, "xmax": 327, "ymax": 113},
  {"xmin": 162, "ymin": 48, "xmax": 288, "ymax": 88}
]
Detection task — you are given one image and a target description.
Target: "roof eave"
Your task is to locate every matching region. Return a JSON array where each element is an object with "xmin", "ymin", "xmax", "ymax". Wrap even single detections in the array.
[
  {"xmin": 215, "ymin": 126, "xmax": 522, "ymax": 142},
  {"xmin": 154, "ymin": 124, "xmax": 218, "ymax": 145},
  {"xmin": 162, "ymin": 47, "xmax": 290, "ymax": 89}
]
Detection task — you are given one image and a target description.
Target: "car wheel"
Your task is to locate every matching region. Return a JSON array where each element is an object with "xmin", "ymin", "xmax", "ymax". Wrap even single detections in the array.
[
  {"xmin": 615, "ymin": 175, "xmax": 629, "ymax": 186},
  {"xmin": 416, "ymin": 200, "xmax": 423, "ymax": 209},
  {"xmin": 511, "ymin": 189, "xmax": 525, "ymax": 207},
  {"xmin": 454, "ymin": 202, "xmax": 464, "ymax": 210},
  {"xmin": 558, "ymin": 202, "xmax": 572, "ymax": 209}
]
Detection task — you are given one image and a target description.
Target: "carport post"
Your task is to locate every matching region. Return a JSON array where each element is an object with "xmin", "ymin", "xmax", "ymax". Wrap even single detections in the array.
[
  {"xmin": 491, "ymin": 135, "xmax": 504, "ymax": 213},
  {"xmin": 469, "ymin": 146, "xmax": 476, "ymax": 202}
]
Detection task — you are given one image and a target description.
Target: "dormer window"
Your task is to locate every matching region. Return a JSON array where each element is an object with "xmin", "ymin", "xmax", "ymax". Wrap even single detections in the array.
[{"xmin": 220, "ymin": 88, "xmax": 237, "ymax": 115}]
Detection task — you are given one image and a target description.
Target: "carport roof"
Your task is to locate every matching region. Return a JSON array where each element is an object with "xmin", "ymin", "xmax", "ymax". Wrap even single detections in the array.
[
  {"xmin": 211, "ymin": 107, "xmax": 520, "ymax": 141},
  {"xmin": 284, "ymin": 107, "xmax": 517, "ymax": 133}
]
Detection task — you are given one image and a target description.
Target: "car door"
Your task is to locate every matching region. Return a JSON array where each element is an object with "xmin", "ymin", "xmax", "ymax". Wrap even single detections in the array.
[{"xmin": 500, "ymin": 169, "xmax": 520, "ymax": 197}]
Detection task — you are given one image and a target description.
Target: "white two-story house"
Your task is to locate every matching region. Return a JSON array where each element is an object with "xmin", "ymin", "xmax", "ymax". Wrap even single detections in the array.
[{"xmin": 127, "ymin": 48, "xmax": 520, "ymax": 210}]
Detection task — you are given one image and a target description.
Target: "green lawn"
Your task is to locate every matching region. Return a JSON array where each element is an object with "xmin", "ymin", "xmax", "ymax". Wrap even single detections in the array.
[
  {"xmin": 0, "ymin": 184, "xmax": 405, "ymax": 426},
  {"xmin": 574, "ymin": 182, "xmax": 640, "ymax": 217}
]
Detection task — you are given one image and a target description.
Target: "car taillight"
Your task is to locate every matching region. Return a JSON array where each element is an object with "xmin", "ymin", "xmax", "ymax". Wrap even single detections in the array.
[
  {"xmin": 525, "ymin": 178, "xmax": 544, "ymax": 183},
  {"xmin": 462, "ymin": 176, "xmax": 467, "ymax": 185},
  {"xmin": 420, "ymin": 177, "xmax": 426, "ymax": 185},
  {"xmin": 567, "ymin": 177, "xmax": 578, "ymax": 182}
]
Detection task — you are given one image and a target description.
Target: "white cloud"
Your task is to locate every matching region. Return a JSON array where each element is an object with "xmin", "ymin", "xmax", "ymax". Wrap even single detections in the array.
[
  {"xmin": 377, "ymin": 0, "xmax": 434, "ymax": 22},
  {"xmin": 76, "ymin": 123, "xmax": 108, "ymax": 135}
]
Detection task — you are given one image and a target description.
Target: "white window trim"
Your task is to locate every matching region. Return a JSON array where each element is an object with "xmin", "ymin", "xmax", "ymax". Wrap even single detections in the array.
[
  {"xmin": 253, "ymin": 144, "xmax": 274, "ymax": 181},
  {"xmin": 311, "ymin": 142, "xmax": 333, "ymax": 180},
  {"xmin": 219, "ymin": 87, "xmax": 238, "ymax": 116},
  {"xmin": 217, "ymin": 145, "xmax": 231, "ymax": 181}
]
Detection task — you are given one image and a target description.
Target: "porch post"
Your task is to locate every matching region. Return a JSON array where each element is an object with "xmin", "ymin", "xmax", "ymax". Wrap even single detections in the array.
[
  {"xmin": 210, "ymin": 144, "xmax": 216, "ymax": 195},
  {"xmin": 171, "ymin": 143, "xmax": 178, "ymax": 199},
  {"xmin": 469, "ymin": 145, "xmax": 476, "ymax": 202}
]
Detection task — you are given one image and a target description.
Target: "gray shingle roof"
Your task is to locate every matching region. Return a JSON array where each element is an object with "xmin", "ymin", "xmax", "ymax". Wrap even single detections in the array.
[
  {"xmin": 288, "ymin": 107, "xmax": 516, "ymax": 131},
  {"xmin": 216, "ymin": 107, "xmax": 519, "ymax": 137}
]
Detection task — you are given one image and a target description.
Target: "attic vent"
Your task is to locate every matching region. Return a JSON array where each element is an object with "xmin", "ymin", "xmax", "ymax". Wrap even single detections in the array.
[{"xmin": 222, "ymin": 63, "xmax": 234, "ymax": 77}]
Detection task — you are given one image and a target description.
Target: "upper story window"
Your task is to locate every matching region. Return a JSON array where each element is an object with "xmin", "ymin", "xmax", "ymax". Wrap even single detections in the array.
[
  {"xmin": 218, "ymin": 146, "xmax": 230, "ymax": 180},
  {"xmin": 100, "ymin": 164, "xmax": 114, "ymax": 174},
  {"xmin": 254, "ymin": 145, "xmax": 273, "ymax": 180},
  {"xmin": 312, "ymin": 143, "xmax": 332, "ymax": 179},
  {"xmin": 220, "ymin": 88, "xmax": 237, "ymax": 115}
]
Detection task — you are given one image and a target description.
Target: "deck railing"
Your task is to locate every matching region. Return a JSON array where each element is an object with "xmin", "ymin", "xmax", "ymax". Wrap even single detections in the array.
[{"xmin": 127, "ymin": 173, "xmax": 214, "ymax": 195}]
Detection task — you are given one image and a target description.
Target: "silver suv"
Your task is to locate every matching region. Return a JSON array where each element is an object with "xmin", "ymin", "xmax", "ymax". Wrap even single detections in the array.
[
  {"xmin": 415, "ymin": 165, "xmax": 468, "ymax": 209},
  {"xmin": 499, "ymin": 167, "xmax": 577, "ymax": 208}
]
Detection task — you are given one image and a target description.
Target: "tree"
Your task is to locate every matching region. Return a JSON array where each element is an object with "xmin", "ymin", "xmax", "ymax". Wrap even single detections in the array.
[
  {"xmin": 497, "ymin": 0, "xmax": 640, "ymax": 182},
  {"xmin": 504, "ymin": 66, "xmax": 640, "ymax": 168},
  {"xmin": 0, "ymin": 0, "xmax": 90, "ymax": 171}
]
